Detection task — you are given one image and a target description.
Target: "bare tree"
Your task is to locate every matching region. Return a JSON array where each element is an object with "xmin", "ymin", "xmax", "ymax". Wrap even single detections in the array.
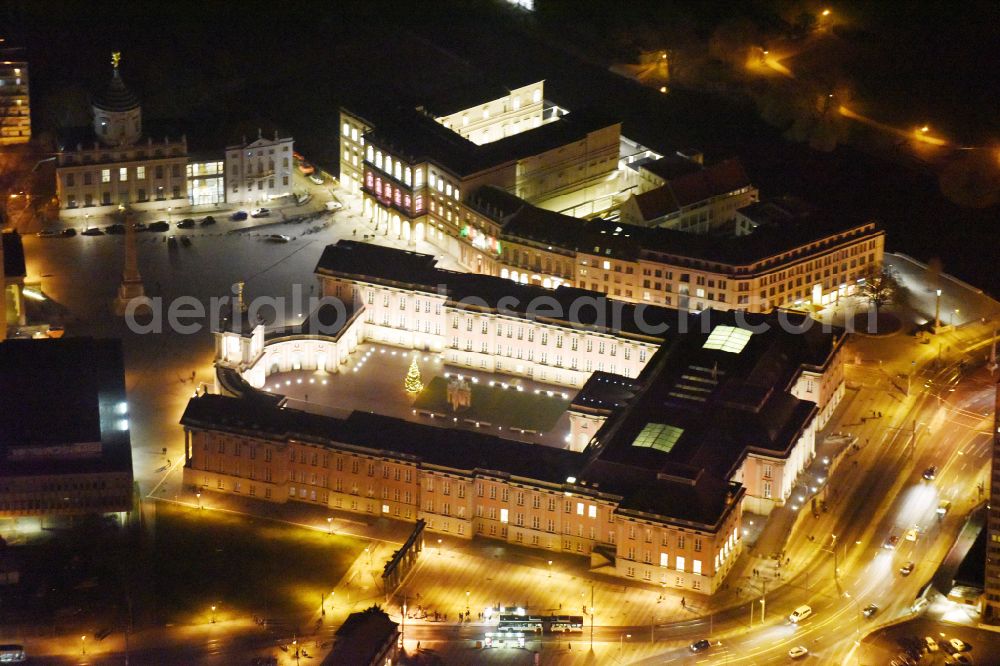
[{"xmin": 860, "ymin": 264, "xmax": 901, "ymax": 310}]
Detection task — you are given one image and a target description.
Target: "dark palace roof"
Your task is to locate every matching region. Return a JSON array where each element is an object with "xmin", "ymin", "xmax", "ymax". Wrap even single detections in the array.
[
  {"xmin": 315, "ymin": 241, "xmax": 681, "ymax": 340},
  {"xmin": 632, "ymin": 158, "xmax": 751, "ymax": 220},
  {"xmin": 366, "ymin": 108, "xmax": 619, "ymax": 177}
]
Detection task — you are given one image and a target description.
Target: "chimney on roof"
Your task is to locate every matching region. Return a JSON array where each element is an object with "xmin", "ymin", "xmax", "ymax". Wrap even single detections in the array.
[{"xmin": 257, "ymin": 128, "xmax": 262, "ymax": 140}]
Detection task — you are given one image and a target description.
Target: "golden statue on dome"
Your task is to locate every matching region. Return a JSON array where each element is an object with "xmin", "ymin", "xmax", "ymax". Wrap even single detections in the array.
[{"xmin": 111, "ymin": 51, "xmax": 121, "ymax": 70}]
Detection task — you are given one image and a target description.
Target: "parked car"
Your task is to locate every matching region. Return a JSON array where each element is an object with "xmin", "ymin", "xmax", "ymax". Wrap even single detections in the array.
[
  {"xmin": 949, "ymin": 654, "xmax": 972, "ymax": 665},
  {"xmin": 148, "ymin": 221, "xmax": 170, "ymax": 232},
  {"xmin": 200, "ymin": 215, "xmax": 216, "ymax": 226},
  {"xmin": 900, "ymin": 561, "xmax": 915, "ymax": 576},
  {"xmin": 104, "ymin": 223, "xmax": 125, "ymax": 234},
  {"xmin": 925, "ymin": 637, "xmax": 939, "ymax": 652},
  {"xmin": 181, "ymin": 236, "xmax": 192, "ymax": 247},
  {"xmin": 905, "ymin": 527, "xmax": 919, "ymax": 542},
  {"xmin": 862, "ymin": 603, "xmax": 879, "ymax": 618},
  {"xmin": 788, "ymin": 646, "xmax": 809, "ymax": 659},
  {"xmin": 36, "ymin": 229, "xmax": 63, "ymax": 238},
  {"xmin": 231, "ymin": 210, "xmax": 248, "ymax": 221},
  {"xmin": 177, "ymin": 218, "xmax": 196, "ymax": 228},
  {"xmin": 923, "ymin": 465, "xmax": 937, "ymax": 480},
  {"xmin": 949, "ymin": 638, "xmax": 969, "ymax": 652},
  {"xmin": 689, "ymin": 639, "xmax": 711, "ymax": 653},
  {"xmin": 292, "ymin": 151, "xmax": 304, "ymax": 162},
  {"xmin": 167, "ymin": 235, "xmax": 178, "ymax": 248},
  {"xmin": 296, "ymin": 192, "xmax": 312, "ymax": 205},
  {"xmin": 325, "ymin": 200, "xmax": 342, "ymax": 211},
  {"xmin": 297, "ymin": 162, "xmax": 315, "ymax": 174},
  {"xmin": 62, "ymin": 227, "xmax": 77, "ymax": 237},
  {"xmin": 251, "ymin": 207, "xmax": 271, "ymax": 218},
  {"xmin": 308, "ymin": 173, "xmax": 324, "ymax": 185},
  {"xmin": 266, "ymin": 234, "xmax": 291, "ymax": 243},
  {"xmin": 131, "ymin": 222, "xmax": 147, "ymax": 232},
  {"xmin": 81, "ymin": 227, "xmax": 104, "ymax": 236},
  {"xmin": 883, "ymin": 535, "xmax": 899, "ymax": 550},
  {"xmin": 938, "ymin": 500, "xmax": 951, "ymax": 515},
  {"xmin": 789, "ymin": 605, "xmax": 813, "ymax": 623}
]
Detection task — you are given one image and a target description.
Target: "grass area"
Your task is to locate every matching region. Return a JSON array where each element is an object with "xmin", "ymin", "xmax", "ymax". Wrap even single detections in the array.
[
  {"xmin": 149, "ymin": 503, "xmax": 364, "ymax": 624},
  {"xmin": 412, "ymin": 376, "xmax": 570, "ymax": 432}
]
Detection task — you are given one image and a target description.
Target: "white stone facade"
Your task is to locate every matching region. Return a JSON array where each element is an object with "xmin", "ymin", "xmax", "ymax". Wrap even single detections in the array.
[{"xmin": 224, "ymin": 134, "xmax": 294, "ymax": 205}]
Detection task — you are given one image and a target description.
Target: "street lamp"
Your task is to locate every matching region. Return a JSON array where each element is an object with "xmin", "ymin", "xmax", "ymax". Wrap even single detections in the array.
[
  {"xmin": 935, "ymin": 289, "xmax": 942, "ymax": 329},
  {"xmin": 196, "ymin": 492, "xmax": 202, "ymax": 509},
  {"xmin": 437, "ymin": 538, "xmax": 443, "ymax": 555},
  {"xmin": 81, "ymin": 635, "xmax": 86, "ymax": 655},
  {"xmin": 548, "ymin": 560, "xmax": 552, "ymax": 578},
  {"xmin": 620, "ymin": 632, "xmax": 631, "ymax": 659},
  {"xmin": 327, "ymin": 517, "xmax": 333, "ymax": 534},
  {"xmin": 211, "ymin": 604, "xmax": 216, "ymax": 623}
]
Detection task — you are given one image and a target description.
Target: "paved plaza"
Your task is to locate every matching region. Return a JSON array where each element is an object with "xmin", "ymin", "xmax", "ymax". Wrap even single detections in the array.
[{"xmin": 270, "ymin": 342, "xmax": 576, "ymax": 449}]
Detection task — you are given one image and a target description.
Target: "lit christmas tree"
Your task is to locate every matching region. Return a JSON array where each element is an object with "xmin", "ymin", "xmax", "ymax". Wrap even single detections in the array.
[{"xmin": 404, "ymin": 357, "xmax": 423, "ymax": 394}]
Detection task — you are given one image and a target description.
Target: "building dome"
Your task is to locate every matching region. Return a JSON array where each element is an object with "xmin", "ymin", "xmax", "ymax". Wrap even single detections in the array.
[
  {"xmin": 93, "ymin": 68, "xmax": 140, "ymax": 113},
  {"xmin": 92, "ymin": 55, "xmax": 141, "ymax": 147}
]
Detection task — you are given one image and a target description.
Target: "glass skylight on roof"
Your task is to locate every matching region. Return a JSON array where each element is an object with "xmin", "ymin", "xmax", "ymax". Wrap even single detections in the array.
[
  {"xmin": 631, "ymin": 423, "xmax": 683, "ymax": 453},
  {"xmin": 703, "ymin": 325, "xmax": 753, "ymax": 353}
]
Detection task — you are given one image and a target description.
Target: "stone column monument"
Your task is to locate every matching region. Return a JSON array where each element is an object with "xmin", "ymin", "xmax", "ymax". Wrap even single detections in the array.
[{"xmin": 113, "ymin": 204, "xmax": 148, "ymax": 315}]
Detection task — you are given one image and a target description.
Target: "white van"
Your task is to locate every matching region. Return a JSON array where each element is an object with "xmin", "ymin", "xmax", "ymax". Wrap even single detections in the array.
[{"xmin": 789, "ymin": 605, "xmax": 813, "ymax": 623}]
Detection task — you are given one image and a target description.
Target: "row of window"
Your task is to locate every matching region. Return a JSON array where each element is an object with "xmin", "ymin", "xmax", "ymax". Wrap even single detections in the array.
[{"xmin": 64, "ymin": 164, "xmax": 180, "ymax": 187}]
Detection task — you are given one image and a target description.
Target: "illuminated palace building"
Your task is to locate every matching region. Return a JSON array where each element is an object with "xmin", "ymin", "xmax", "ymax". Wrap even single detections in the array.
[
  {"xmin": 183, "ymin": 241, "xmax": 846, "ymax": 595},
  {"xmin": 339, "ymin": 84, "xmax": 883, "ymax": 314}
]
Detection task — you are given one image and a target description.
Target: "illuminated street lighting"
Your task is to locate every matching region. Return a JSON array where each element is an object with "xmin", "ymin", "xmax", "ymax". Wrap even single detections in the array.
[
  {"xmin": 327, "ymin": 517, "xmax": 333, "ymax": 534},
  {"xmin": 935, "ymin": 289, "xmax": 942, "ymax": 329},
  {"xmin": 921, "ymin": 125, "xmax": 930, "ymax": 133},
  {"xmin": 822, "ymin": 8, "xmax": 831, "ymax": 16},
  {"xmin": 196, "ymin": 492, "xmax": 202, "ymax": 509},
  {"xmin": 211, "ymin": 604, "xmax": 217, "ymax": 623},
  {"xmin": 548, "ymin": 560, "xmax": 553, "ymax": 578},
  {"xmin": 620, "ymin": 632, "xmax": 631, "ymax": 658},
  {"xmin": 81, "ymin": 635, "xmax": 86, "ymax": 655}
]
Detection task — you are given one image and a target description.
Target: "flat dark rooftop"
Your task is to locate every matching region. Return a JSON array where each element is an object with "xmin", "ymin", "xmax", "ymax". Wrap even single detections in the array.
[
  {"xmin": 585, "ymin": 310, "xmax": 839, "ymax": 484},
  {"xmin": 0, "ymin": 338, "xmax": 133, "ymax": 478},
  {"xmin": 366, "ymin": 107, "xmax": 619, "ymax": 177},
  {"xmin": 2, "ymin": 230, "xmax": 25, "ymax": 279}
]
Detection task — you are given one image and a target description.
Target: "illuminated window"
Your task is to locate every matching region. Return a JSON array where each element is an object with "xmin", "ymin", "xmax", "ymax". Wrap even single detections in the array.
[
  {"xmin": 631, "ymin": 423, "xmax": 683, "ymax": 454},
  {"xmin": 676, "ymin": 556, "xmax": 685, "ymax": 572},
  {"xmin": 532, "ymin": 89, "xmax": 541, "ymax": 103},
  {"xmin": 512, "ymin": 96, "xmax": 521, "ymax": 111},
  {"xmin": 101, "ymin": 169, "xmax": 111, "ymax": 183},
  {"xmin": 693, "ymin": 559, "xmax": 702, "ymax": 575},
  {"xmin": 660, "ymin": 552, "xmax": 668, "ymax": 567},
  {"xmin": 119, "ymin": 167, "xmax": 128, "ymax": 181},
  {"xmin": 576, "ymin": 502, "xmax": 584, "ymax": 516},
  {"xmin": 588, "ymin": 505, "xmax": 597, "ymax": 519},
  {"xmin": 703, "ymin": 326, "xmax": 753, "ymax": 353},
  {"xmin": 342, "ymin": 122, "xmax": 349, "ymax": 137},
  {"xmin": 500, "ymin": 508, "xmax": 509, "ymax": 524}
]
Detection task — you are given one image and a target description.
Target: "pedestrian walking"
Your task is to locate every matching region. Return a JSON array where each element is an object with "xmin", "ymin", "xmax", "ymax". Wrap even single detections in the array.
[
  {"xmin": 681, "ymin": 597, "xmax": 686, "ymax": 608},
  {"xmin": 416, "ymin": 641, "xmax": 421, "ymax": 651}
]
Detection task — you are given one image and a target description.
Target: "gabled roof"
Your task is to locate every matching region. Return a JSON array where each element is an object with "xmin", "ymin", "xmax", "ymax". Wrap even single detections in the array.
[{"xmin": 632, "ymin": 158, "xmax": 751, "ymax": 221}]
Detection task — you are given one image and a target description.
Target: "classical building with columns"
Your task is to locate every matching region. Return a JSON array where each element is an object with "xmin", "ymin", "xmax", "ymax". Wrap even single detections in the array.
[{"xmin": 181, "ymin": 240, "xmax": 846, "ymax": 595}]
